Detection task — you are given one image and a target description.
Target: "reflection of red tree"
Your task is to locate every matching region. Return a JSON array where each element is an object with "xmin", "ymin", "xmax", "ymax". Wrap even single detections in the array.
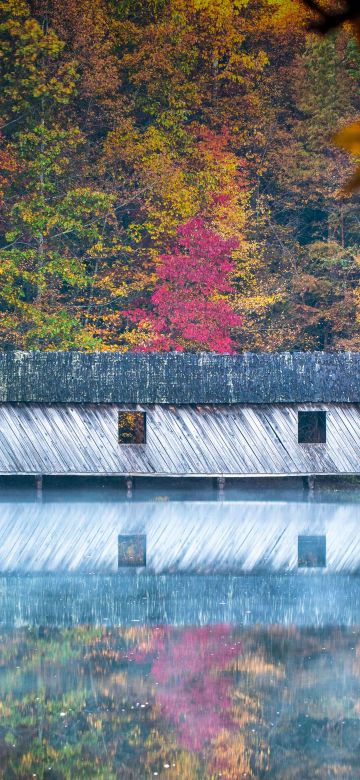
[{"xmin": 148, "ymin": 626, "xmax": 242, "ymax": 751}]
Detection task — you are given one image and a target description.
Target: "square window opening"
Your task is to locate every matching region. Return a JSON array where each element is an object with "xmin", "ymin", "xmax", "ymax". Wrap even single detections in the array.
[
  {"xmin": 118, "ymin": 534, "xmax": 146, "ymax": 568},
  {"xmin": 298, "ymin": 411, "xmax": 326, "ymax": 444},
  {"xmin": 298, "ymin": 535, "xmax": 326, "ymax": 568},
  {"xmin": 118, "ymin": 411, "xmax": 146, "ymax": 444}
]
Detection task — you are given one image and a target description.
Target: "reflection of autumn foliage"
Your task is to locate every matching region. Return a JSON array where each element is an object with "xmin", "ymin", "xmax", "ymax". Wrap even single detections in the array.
[
  {"xmin": 2, "ymin": 624, "xmax": 360, "ymax": 778},
  {"xmin": 118, "ymin": 534, "xmax": 146, "ymax": 567},
  {"xmin": 148, "ymin": 626, "xmax": 242, "ymax": 750}
]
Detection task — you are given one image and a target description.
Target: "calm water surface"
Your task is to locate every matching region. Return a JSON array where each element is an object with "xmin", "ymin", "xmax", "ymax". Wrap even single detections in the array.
[{"xmin": 1, "ymin": 481, "xmax": 360, "ymax": 779}]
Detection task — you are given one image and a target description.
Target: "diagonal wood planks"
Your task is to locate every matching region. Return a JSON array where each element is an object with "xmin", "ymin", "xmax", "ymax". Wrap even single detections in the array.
[{"xmin": 0, "ymin": 402, "xmax": 358, "ymax": 475}]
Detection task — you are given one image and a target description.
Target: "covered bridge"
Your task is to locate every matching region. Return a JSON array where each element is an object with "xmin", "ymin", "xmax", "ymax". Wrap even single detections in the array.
[{"xmin": 0, "ymin": 351, "xmax": 359, "ymax": 479}]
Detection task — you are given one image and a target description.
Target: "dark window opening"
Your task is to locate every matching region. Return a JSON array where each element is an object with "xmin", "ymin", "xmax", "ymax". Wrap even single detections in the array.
[
  {"xmin": 118, "ymin": 411, "xmax": 146, "ymax": 444},
  {"xmin": 298, "ymin": 411, "xmax": 326, "ymax": 443},
  {"xmin": 118, "ymin": 534, "xmax": 146, "ymax": 568},
  {"xmin": 298, "ymin": 535, "xmax": 326, "ymax": 568}
]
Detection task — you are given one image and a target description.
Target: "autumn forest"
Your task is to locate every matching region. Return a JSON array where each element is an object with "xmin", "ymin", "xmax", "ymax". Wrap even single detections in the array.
[{"xmin": 0, "ymin": 0, "xmax": 359, "ymax": 353}]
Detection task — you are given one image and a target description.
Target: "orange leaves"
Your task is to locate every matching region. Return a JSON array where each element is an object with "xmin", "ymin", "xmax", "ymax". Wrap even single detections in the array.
[
  {"xmin": 335, "ymin": 120, "xmax": 360, "ymax": 155},
  {"xmin": 49, "ymin": 0, "xmax": 122, "ymax": 101},
  {"xmin": 333, "ymin": 120, "xmax": 360, "ymax": 192}
]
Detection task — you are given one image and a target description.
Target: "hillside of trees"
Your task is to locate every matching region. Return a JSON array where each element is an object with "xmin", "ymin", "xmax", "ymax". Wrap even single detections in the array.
[{"xmin": 0, "ymin": 0, "xmax": 359, "ymax": 352}]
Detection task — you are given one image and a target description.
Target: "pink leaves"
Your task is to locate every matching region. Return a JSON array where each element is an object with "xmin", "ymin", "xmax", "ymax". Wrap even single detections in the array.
[
  {"xmin": 150, "ymin": 626, "xmax": 242, "ymax": 752},
  {"xmin": 128, "ymin": 217, "xmax": 242, "ymax": 352}
]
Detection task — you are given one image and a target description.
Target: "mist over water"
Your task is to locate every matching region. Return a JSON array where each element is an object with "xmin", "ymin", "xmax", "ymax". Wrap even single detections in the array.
[{"xmin": 1, "ymin": 479, "xmax": 360, "ymax": 778}]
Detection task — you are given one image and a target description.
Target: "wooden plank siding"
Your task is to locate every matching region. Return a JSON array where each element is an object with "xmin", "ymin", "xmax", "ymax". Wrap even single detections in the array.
[{"xmin": 0, "ymin": 402, "xmax": 358, "ymax": 476}]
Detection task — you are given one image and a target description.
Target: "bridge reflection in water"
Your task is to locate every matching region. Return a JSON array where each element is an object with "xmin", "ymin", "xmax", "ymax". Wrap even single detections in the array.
[
  {"xmin": 0, "ymin": 485, "xmax": 360, "ymax": 627},
  {"xmin": 0, "ymin": 487, "xmax": 360, "ymax": 574},
  {"xmin": 1, "ymin": 486, "xmax": 360, "ymax": 778}
]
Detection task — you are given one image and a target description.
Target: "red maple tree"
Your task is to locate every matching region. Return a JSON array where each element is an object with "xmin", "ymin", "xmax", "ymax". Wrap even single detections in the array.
[{"xmin": 127, "ymin": 217, "xmax": 242, "ymax": 353}]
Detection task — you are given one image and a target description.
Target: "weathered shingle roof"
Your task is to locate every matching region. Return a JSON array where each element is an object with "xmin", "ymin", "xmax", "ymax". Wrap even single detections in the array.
[{"xmin": 0, "ymin": 351, "xmax": 358, "ymax": 404}]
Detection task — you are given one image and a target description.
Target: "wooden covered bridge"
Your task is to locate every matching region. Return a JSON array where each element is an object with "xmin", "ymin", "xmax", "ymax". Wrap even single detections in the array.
[{"xmin": 0, "ymin": 351, "xmax": 359, "ymax": 483}]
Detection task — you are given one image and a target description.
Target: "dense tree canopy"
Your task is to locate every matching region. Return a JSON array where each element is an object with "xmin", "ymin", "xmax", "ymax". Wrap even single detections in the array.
[{"xmin": 0, "ymin": 0, "xmax": 359, "ymax": 351}]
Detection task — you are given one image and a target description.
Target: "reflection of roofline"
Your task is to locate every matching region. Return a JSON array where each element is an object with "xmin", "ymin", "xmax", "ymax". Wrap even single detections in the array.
[{"xmin": 0, "ymin": 351, "xmax": 359, "ymax": 404}]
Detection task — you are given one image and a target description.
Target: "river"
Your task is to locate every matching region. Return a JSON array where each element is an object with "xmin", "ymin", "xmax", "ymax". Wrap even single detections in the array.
[{"xmin": 0, "ymin": 479, "xmax": 359, "ymax": 778}]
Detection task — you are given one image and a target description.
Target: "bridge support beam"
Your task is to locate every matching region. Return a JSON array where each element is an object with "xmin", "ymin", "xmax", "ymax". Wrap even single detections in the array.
[
  {"xmin": 303, "ymin": 475, "xmax": 315, "ymax": 493},
  {"xmin": 125, "ymin": 476, "xmax": 133, "ymax": 499},
  {"xmin": 35, "ymin": 474, "xmax": 43, "ymax": 500},
  {"xmin": 217, "ymin": 476, "xmax": 225, "ymax": 500}
]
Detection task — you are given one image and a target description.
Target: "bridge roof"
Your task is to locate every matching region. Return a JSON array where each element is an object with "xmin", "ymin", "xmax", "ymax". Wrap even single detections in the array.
[{"xmin": 0, "ymin": 351, "xmax": 358, "ymax": 404}]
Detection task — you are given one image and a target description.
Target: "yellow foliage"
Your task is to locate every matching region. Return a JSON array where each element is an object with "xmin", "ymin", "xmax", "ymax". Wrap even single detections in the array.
[
  {"xmin": 212, "ymin": 729, "xmax": 254, "ymax": 779},
  {"xmin": 259, "ymin": 0, "xmax": 307, "ymax": 33},
  {"xmin": 175, "ymin": 0, "xmax": 250, "ymax": 28},
  {"xmin": 228, "ymin": 652, "xmax": 285, "ymax": 679}
]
